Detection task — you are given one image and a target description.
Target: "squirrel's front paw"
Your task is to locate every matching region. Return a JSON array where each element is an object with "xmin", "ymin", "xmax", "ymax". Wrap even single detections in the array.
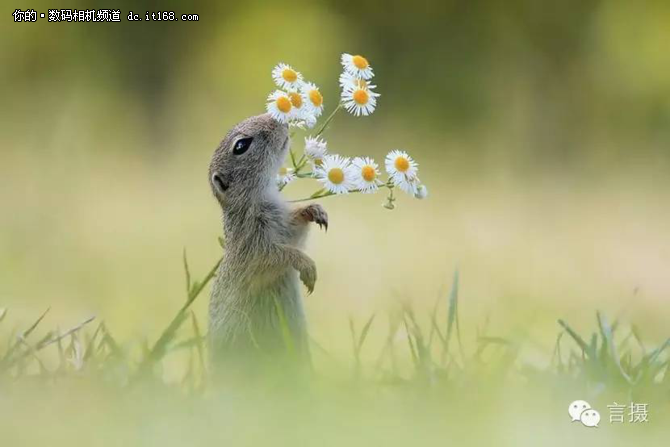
[
  {"xmin": 300, "ymin": 204, "xmax": 328, "ymax": 232},
  {"xmin": 298, "ymin": 257, "xmax": 317, "ymax": 295}
]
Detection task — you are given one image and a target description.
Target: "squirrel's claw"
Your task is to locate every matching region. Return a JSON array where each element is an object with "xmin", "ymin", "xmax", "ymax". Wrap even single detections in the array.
[
  {"xmin": 298, "ymin": 257, "xmax": 317, "ymax": 295},
  {"xmin": 301, "ymin": 204, "xmax": 328, "ymax": 232}
]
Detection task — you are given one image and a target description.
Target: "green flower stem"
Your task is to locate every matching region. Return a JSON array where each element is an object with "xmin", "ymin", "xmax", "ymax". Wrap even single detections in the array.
[
  {"xmin": 287, "ymin": 103, "xmax": 342, "ymax": 179},
  {"xmin": 293, "ymin": 150, "xmax": 312, "ymax": 176},
  {"xmin": 289, "ymin": 191, "xmax": 337, "ymax": 203},
  {"xmin": 315, "ymin": 103, "xmax": 343, "ymax": 138},
  {"xmin": 289, "ymin": 182, "xmax": 393, "ymax": 203},
  {"xmin": 295, "ymin": 154, "xmax": 307, "ymax": 171},
  {"xmin": 289, "ymin": 148, "xmax": 298, "ymax": 169}
]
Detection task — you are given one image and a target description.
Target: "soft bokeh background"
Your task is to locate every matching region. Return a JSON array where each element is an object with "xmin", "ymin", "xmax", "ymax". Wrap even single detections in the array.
[
  {"xmin": 2, "ymin": 1, "xmax": 670, "ymax": 445},
  {"xmin": 2, "ymin": 0, "xmax": 670, "ymax": 359}
]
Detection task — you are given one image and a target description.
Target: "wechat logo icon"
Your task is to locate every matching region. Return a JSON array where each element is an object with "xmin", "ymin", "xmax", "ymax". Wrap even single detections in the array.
[{"xmin": 569, "ymin": 400, "xmax": 600, "ymax": 428}]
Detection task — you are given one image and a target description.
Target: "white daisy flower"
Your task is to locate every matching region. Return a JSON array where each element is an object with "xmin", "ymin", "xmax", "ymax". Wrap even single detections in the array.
[
  {"xmin": 414, "ymin": 184, "xmax": 429, "ymax": 199},
  {"xmin": 385, "ymin": 150, "xmax": 418, "ymax": 179},
  {"xmin": 289, "ymin": 120, "xmax": 307, "ymax": 130},
  {"xmin": 300, "ymin": 82, "xmax": 324, "ymax": 117},
  {"xmin": 271, "ymin": 63, "xmax": 304, "ymax": 90},
  {"xmin": 286, "ymin": 91, "xmax": 317, "ymax": 128},
  {"xmin": 393, "ymin": 174, "xmax": 421, "ymax": 195},
  {"xmin": 276, "ymin": 166, "xmax": 296, "ymax": 187},
  {"xmin": 339, "ymin": 71, "xmax": 376, "ymax": 91},
  {"xmin": 315, "ymin": 154, "xmax": 355, "ymax": 195},
  {"xmin": 299, "ymin": 109, "xmax": 318, "ymax": 129},
  {"xmin": 266, "ymin": 90, "xmax": 294, "ymax": 123},
  {"xmin": 310, "ymin": 156, "xmax": 325, "ymax": 173},
  {"xmin": 304, "ymin": 137, "xmax": 328, "ymax": 173},
  {"xmin": 385, "ymin": 150, "xmax": 420, "ymax": 195},
  {"xmin": 288, "ymin": 91, "xmax": 305, "ymax": 112},
  {"xmin": 304, "ymin": 136, "xmax": 328, "ymax": 160},
  {"xmin": 288, "ymin": 115, "xmax": 316, "ymax": 130},
  {"xmin": 342, "ymin": 86, "xmax": 380, "ymax": 117},
  {"xmin": 351, "ymin": 157, "xmax": 382, "ymax": 193},
  {"xmin": 341, "ymin": 53, "xmax": 374, "ymax": 80}
]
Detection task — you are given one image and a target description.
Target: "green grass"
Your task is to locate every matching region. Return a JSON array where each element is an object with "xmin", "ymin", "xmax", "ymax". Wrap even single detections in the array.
[{"xmin": 0, "ymin": 256, "xmax": 668, "ymax": 446}]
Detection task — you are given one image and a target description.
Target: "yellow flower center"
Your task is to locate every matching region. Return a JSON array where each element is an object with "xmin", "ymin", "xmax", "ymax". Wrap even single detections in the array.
[
  {"xmin": 353, "ymin": 89, "xmax": 369, "ymax": 105},
  {"xmin": 361, "ymin": 165, "xmax": 376, "ymax": 182},
  {"xmin": 356, "ymin": 79, "xmax": 368, "ymax": 88},
  {"xmin": 352, "ymin": 55, "xmax": 369, "ymax": 70},
  {"xmin": 279, "ymin": 166, "xmax": 288, "ymax": 176},
  {"xmin": 282, "ymin": 68, "xmax": 297, "ymax": 83},
  {"xmin": 276, "ymin": 96, "xmax": 292, "ymax": 113},
  {"xmin": 289, "ymin": 92, "xmax": 303, "ymax": 108},
  {"xmin": 309, "ymin": 89, "xmax": 323, "ymax": 107},
  {"xmin": 328, "ymin": 168, "xmax": 345, "ymax": 185},
  {"xmin": 394, "ymin": 157, "xmax": 410, "ymax": 172}
]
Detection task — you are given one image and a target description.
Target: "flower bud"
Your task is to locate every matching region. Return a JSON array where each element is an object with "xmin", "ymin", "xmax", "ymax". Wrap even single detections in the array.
[{"xmin": 414, "ymin": 184, "xmax": 428, "ymax": 200}]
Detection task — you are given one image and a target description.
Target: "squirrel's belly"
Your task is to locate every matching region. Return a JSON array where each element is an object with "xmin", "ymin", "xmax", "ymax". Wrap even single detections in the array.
[{"xmin": 209, "ymin": 269, "xmax": 308, "ymax": 359}]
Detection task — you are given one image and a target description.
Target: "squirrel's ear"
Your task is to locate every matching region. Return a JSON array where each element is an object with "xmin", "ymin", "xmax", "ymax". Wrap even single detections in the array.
[{"xmin": 211, "ymin": 173, "xmax": 229, "ymax": 195}]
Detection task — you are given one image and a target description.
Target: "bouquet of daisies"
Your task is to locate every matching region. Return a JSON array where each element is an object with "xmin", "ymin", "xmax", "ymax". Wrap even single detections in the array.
[{"xmin": 266, "ymin": 53, "xmax": 428, "ymax": 209}]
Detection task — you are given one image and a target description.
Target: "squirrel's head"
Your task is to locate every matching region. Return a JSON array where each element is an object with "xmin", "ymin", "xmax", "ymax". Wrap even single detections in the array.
[{"xmin": 209, "ymin": 113, "xmax": 289, "ymax": 208}]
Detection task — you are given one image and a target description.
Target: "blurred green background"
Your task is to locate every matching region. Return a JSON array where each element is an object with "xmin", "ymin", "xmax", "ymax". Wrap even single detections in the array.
[{"xmin": 1, "ymin": 0, "xmax": 670, "ymax": 357}]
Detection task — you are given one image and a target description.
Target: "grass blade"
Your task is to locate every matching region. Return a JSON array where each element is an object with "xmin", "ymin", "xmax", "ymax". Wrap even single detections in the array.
[
  {"xmin": 273, "ymin": 296, "xmax": 295, "ymax": 356},
  {"xmin": 597, "ymin": 311, "xmax": 632, "ymax": 384},
  {"xmin": 442, "ymin": 269, "xmax": 461, "ymax": 363},
  {"xmin": 357, "ymin": 314, "xmax": 376, "ymax": 352},
  {"xmin": 557, "ymin": 319, "xmax": 590, "ymax": 355},
  {"xmin": 183, "ymin": 248, "xmax": 192, "ymax": 295},
  {"xmin": 142, "ymin": 257, "xmax": 222, "ymax": 370}
]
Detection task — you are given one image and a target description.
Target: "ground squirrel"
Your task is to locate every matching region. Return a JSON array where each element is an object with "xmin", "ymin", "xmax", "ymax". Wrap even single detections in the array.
[{"xmin": 208, "ymin": 113, "xmax": 327, "ymax": 371}]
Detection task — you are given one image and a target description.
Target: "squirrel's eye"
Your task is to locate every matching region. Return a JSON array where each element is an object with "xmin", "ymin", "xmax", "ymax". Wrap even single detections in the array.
[{"xmin": 233, "ymin": 137, "xmax": 253, "ymax": 155}]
